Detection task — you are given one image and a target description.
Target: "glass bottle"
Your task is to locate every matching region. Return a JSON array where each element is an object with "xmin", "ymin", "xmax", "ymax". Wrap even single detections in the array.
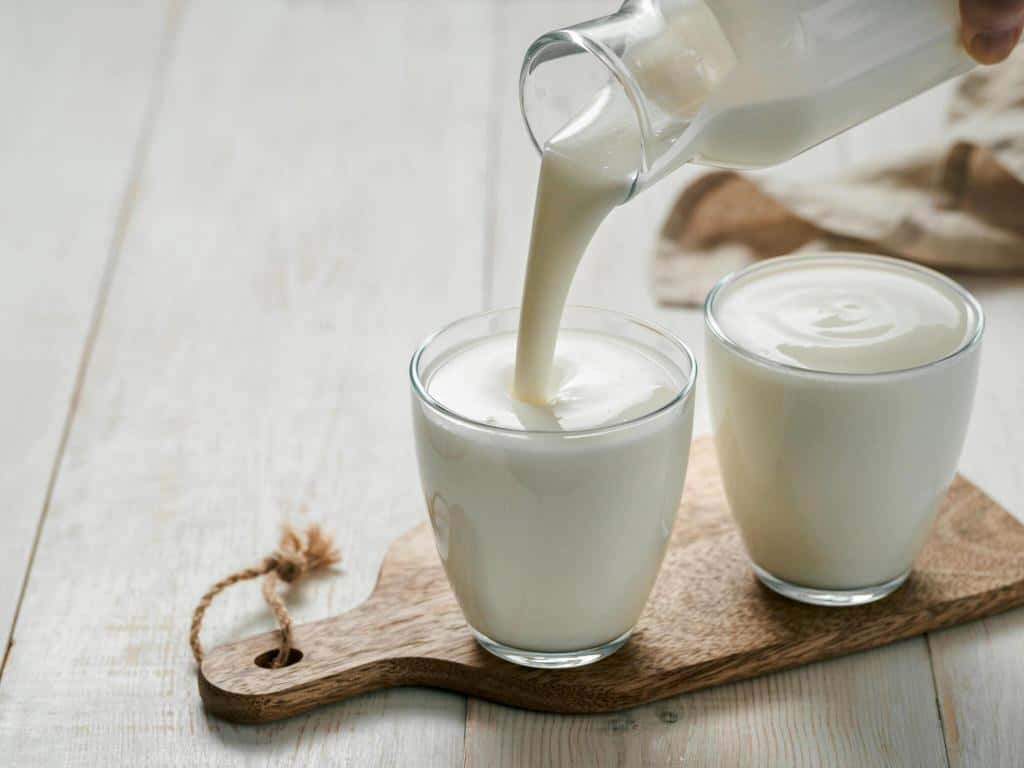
[{"xmin": 520, "ymin": 0, "xmax": 975, "ymax": 200}]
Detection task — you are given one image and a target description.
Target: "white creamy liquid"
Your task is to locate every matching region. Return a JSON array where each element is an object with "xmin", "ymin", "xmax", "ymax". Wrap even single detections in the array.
[
  {"xmin": 707, "ymin": 255, "xmax": 982, "ymax": 591},
  {"xmin": 713, "ymin": 259, "xmax": 973, "ymax": 374},
  {"xmin": 431, "ymin": 330, "xmax": 681, "ymax": 432},
  {"xmin": 511, "ymin": 93, "xmax": 639, "ymax": 404},
  {"xmin": 512, "ymin": 2, "xmax": 734, "ymax": 404},
  {"xmin": 416, "ymin": 325, "xmax": 694, "ymax": 652}
]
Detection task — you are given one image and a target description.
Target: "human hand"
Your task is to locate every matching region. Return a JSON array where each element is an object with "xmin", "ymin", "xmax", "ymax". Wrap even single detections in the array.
[{"xmin": 961, "ymin": 0, "xmax": 1024, "ymax": 64}]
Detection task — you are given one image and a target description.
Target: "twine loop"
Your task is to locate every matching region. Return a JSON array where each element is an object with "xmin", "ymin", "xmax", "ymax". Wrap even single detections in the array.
[{"xmin": 190, "ymin": 524, "xmax": 339, "ymax": 669}]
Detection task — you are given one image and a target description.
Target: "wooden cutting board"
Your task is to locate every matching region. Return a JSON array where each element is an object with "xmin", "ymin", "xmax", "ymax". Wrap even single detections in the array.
[{"xmin": 198, "ymin": 437, "xmax": 1024, "ymax": 724}]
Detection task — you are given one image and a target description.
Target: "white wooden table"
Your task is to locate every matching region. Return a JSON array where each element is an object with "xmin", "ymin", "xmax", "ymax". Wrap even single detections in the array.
[{"xmin": 2, "ymin": 1, "xmax": 1021, "ymax": 765}]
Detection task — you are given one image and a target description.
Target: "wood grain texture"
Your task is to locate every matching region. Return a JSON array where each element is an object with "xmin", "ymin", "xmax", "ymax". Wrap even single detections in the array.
[
  {"xmin": 464, "ymin": 639, "xmax": 945, "ymax": 768},
  {"xmin": 0, "ymin": 0, "xmax": 496, "ymax": 764},
  {"xmin": 0, "ymin": 0, "xmax": 170, "ymax": 661},
  {"xmin": 199, "ymin": 436, "xmax": 1024, "ymax": 725},
  {"xmin": 929, "ymin": 609, "xmax": 1024, "ymax": 768}
]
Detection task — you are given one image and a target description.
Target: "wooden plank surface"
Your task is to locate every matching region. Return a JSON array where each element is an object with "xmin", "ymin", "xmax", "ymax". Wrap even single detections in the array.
[
  {"xmin": 477, "ymin": 4, "xmax": 948, "ymax": 762},
  {"xmin": 0, "ymin": 0, "xmax": 171, "ymax": 664},
  {"xmin": 0, "ymin": 0, "xmax": 495, "ymax": 764},
  {"xmin": 1, "ymin": 0, "xmax": 1022, "ymax": 765},
  {"xmin": 465, "ymin": 641, "xmax": 945, "ymax": 767}
]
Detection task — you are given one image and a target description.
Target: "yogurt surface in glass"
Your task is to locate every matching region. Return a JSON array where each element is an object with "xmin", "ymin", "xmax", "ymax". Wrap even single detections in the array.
[{"xmin": 712, "ymin": 258, "xmax": 974, "ymax": 374}]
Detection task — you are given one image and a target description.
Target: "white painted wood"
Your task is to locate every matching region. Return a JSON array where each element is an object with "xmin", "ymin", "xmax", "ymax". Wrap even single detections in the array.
[
  {"xmin": 0, "ymin": 0, "xmax": 496, "ymax": 764},
  {"xmin": 930, "ymin": 609, "xmax": 1024, "ymax": 768},
  {"xmin": 466, "ymin": 640, "xmax": 948, "ymax": 768},
  {"xmin": 472, "ymin": 1, "xmax": 949, "ymax": 764},
  {"xmin": 0, "ymin": 0, "xmax": 171, "ymax": 658},
  {"xmin": 0, "ymin": 0, "xmax": 1020, "ymax": 764}
]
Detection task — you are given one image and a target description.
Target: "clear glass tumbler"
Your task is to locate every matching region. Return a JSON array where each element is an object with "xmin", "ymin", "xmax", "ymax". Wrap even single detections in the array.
[
  {"xmin": 705, "ymin": 254, "xmax": 984, "ymax": 606},
  {"xmin": 521, "ymin": 0, "xmax": 973, "ymax": 199},
  {"xmin": 410, "ymin": 307, "xmax": 697, "ymax": 668}
]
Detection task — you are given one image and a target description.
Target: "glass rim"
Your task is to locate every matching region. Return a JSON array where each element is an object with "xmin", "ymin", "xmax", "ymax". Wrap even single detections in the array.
[
  {"xmin": 409, "ymin": 305, "xmax": 697, "ymax": 437},
  {"xmin": 703, "ymin": 252, "xmax": 985, "ymax": 380}
]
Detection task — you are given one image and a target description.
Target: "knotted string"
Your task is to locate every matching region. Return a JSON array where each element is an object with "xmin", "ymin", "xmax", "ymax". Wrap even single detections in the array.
[{"xmin": 189, "ymin": 524, "xmax": 340, "ymax": 668}]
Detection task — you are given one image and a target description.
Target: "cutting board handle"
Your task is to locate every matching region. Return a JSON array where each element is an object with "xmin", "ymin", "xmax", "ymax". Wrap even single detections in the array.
[
  {"xmin": 198, "ymin": 595, "xmax": 435, "ymax": 722},
  {"xmin": 198, "ymin": 520, "xmax": 497, "ymax": 724}
]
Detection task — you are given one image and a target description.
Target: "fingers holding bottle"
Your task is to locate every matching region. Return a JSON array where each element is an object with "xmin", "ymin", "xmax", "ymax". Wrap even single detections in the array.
[{"xmin": 961, "ymin": 0, "xmax": 1024, "ymax": 64}]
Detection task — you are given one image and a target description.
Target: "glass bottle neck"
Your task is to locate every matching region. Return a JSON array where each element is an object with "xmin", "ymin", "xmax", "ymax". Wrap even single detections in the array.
[
  {"xmin": 520, "ymin": 0, "xmax": 975, "ymax": 196},
  {"xmin": 520, "ymin": 0, "xmax": 736, "ymax": 199}
]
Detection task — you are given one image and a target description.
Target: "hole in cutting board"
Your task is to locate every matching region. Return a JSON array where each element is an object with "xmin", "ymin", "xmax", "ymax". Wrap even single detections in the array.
[{"xmin": 254, "ymin": 648, "xmax": 303, "ymax": 669}]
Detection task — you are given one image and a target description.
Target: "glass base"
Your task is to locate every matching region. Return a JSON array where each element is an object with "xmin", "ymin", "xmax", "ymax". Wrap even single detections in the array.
[
  {"xmin": 752, "ymin": 563, "xmax": 910, "ymax": 607},
  {"xmin": 471, "ymin": 627, "xmax": 632, "ymax": 669}
]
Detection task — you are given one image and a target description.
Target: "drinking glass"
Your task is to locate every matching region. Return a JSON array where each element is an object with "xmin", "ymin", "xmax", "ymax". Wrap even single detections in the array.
[
  {"xmin": 410, "ymin": 306, "xmax": 697, "ymax": 667},
  {"xmin": 705, "ymin": 254, "xmax": 983, "ymax": 606}
]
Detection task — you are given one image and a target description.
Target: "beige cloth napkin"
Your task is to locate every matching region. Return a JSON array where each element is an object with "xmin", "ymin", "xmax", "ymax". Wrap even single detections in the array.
[{"xmin": 654, "ymin": 48, "xmax": 1024, "ymax": 307}]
